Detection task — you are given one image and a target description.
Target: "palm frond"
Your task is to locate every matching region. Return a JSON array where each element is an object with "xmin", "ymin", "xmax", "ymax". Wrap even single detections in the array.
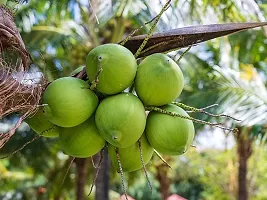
[
  {"xmin": 212, "ymin": 66, "xmax": 267, "ymax": 126},
  {"xmin": 21, "ymin": 25, "xmax": 73, "ymax": 46},
  {"xmin": 179, "ymin": 49, "xmax": 267, "ymax": 128}
]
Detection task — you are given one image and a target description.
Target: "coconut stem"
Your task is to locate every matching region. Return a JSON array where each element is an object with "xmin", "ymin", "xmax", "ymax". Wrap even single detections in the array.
[
  {"xmin": 138, "ymin": 139, "xmax": 152, "ymax": 192},
  {"xmin": 115, "ymin": 148, "xmax": 128, "ymax": 200},
  {"xmin": 91, "ymin": 156, "xmax": 97, "ymax": 168},
  {"xmin": 90, "ymin": 66, "xmax": 103, "ymax": 91},
  {"xmin": 39, "ymin": 125, "xmax": 58, "ymax": 135},
  {"xmin": 61, "ymin": 157, "xmax": 75, "ymax": 187},
  {"xmin": 146, "ymin": 106, "xmax": 238, "ymax": 133},
  {"xmin": 172, "ymin": 102, "xmax": 241, "ymax": 121},
  {"xmin": 134, "ymin": 0, "xmax": 171, "ymax": 58},
  {"xmin": 0, "ymin": 134, "xmax": 41, "ymax": 159},
  {"xmin": 120, "ymin": 12, "xmax": 160, "ymax": 46},
  {"xmin": 154, "ymin": 149, "xmax": 172, "ymax": 169},
  {"xmin": 88, "ymin": 148, "xmax": 105, "ymax": 197},
  {"xmin": 176, "ymin": 46, "xmax": 192, "ymax": 63}
]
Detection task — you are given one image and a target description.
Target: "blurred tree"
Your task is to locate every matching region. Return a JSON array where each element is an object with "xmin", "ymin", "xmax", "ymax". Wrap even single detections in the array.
[{"xmin": 178, "ymin": 29, "xmax": 267, "ymax": 200}]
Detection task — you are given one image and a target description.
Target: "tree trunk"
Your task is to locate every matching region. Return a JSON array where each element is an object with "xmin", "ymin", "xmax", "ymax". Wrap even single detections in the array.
[
  {"xmin": 155, "ymin": 164, "xmax": 170, "ymax": 200},
  {"xmin": 95, "ymin": 148, "xmax": 110, "ymax": 200},
  {"xmin": 237, "ymin": 127, "xmax": 253, "ymax": 200},
  {"xmin": 75, "ymin": 158, "xmax": 90, "ymax": 200}
]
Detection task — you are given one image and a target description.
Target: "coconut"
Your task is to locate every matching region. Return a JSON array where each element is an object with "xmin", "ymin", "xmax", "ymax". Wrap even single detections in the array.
[
  {"xmin": 95, "ymin": 93, "xmax": 146, "ymax": 148},
  {"xmin": 86, "ymin": 44, "xmax": 137, "ymax": 95},
  {"xmin": 145, "ymin": 104, "xmax": 195, "ymax": 155},
  {"xmin": 59, "ymin": 115, "xmax": 106, "ymax": 158},
  {"xmin": 108, "ymin": 134, "xmax": 154, "ymax": 172},
  {"xmin": 43, "ymin": 77, "xmax": 98, "ymax": 127},
  {"xmin": 25, "ymin": 108, "xmax": 59, "ymax": 138},
  {"xmin": 135, "ymin": 53, "xmax": 184, "ymax": 106}
]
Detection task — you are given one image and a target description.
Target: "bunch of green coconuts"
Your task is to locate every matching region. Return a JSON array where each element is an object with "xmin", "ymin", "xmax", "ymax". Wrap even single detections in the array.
[{"xmin": 26, "ymin": 43, "xmax": 195, "ymax": 173}]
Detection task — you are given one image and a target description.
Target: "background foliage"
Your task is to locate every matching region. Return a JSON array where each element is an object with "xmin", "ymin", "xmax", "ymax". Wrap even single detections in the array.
[{"xmin": 1, "ymin": 0, "xmax": 267, "ymax": 200}]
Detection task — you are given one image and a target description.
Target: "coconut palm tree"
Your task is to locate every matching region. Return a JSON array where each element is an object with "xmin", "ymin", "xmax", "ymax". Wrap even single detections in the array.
[{"xmin": 1, "ymin": 0, "xmax": 267, "ymax": 200}]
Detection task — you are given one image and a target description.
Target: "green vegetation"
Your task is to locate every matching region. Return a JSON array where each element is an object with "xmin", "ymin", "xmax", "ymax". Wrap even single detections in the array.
[{"xmin": 1, "ymin": 1, "xmax": 267, "ymax": 200}]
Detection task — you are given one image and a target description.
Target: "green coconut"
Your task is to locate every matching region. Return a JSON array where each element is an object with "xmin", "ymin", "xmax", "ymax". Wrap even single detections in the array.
[
  {"xmin": 145, "ymin": 104, "xmax": 195, "ymax": 155},
  {"xmin": 108, "ymin": 134, "xmax": 154, "ymax": 172},
  {"xmin": 135, "ymin": 53, "xmax": 184, "ymax": 106},
  {"xmin": 86, "ymin": 44, "xmax": 137, "ymax": 95},
  {"xmin": 43, "ymin": 77, "xmax": 98, "ymax": 127},
  {"xmin": 25, "ymin": 108, "xmax": 59, "ymax": 138},
  {"xmin": 95, "ymin": 93, "xmax": 146, "ymax": 148},
  {"xmin": 59, "ymin": 115, "xmax": 106, "ymax": 158}
]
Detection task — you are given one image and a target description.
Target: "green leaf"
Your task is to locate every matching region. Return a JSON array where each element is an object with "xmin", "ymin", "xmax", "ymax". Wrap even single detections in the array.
[{"xmin": 212, "ymin": 66, "xmax": 267, "ymax": 126}]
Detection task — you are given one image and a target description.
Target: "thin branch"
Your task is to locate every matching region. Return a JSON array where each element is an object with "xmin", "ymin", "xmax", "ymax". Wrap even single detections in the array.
[
  {"xmin": 0, "ymin": 134, "xmax": 41, "ymax": 159},
  {"xmin": 173, "ymin": 102, "xmax": 241, "ymax": 121},
  {"xmin": 134, "ymin": 0, "xmax": 171, "ymax": 58},
  {"xmin": 61, "ymin": 157, "xmax": 75, "ymax": 187},
  {"xmin": 88, "ymin": 148, "xmax": 105, "ymax": 197},
  {"xmin": 115, "ymin": 148, "xmax": 128, "ymax": 200},
  {"xmin": 138, "ymin": 139, "xmax": 152, "ymax": 192},
  {"xmin": 154, "ymin": 149, "xmax": 172, "ymax": 169}
]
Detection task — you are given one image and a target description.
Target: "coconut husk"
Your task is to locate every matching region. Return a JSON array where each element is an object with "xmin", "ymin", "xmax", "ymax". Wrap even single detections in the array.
[
  {"xmin": 0, "ymin": 5, "xmax": 30, "ymax": 70},
  {"xmin": 0, "ymin": 5, "xmax": 44, "ymax": 149},
  {"xmin": 0, "ymin": 63, "xmax": 45, "ymax": 119},
  {"xmin": 0, "ymin": 59, "xmax": 46, "ymax": 149}
]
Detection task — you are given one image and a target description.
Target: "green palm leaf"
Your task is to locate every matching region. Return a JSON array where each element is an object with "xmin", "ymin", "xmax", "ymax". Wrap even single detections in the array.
[
  {"xmin": 21, "ymin": 25, "xmax": 72, "ymax": 46},
  {"xmin": 213, "ymin": 66, "xmax": 267, "ymax": 126}
]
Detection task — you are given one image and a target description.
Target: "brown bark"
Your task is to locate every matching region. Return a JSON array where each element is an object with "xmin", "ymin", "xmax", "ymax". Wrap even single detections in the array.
[
  {"xmin": 75, "ymin": 158, "xmax": 90, "ymax": 200},
  {"xmin": 155, "ymin": 163, "xmax": 170, "ymax": 200},
  {"xmin": 236, "ymin": 127, "xmax": 253, "ymax": 200}
]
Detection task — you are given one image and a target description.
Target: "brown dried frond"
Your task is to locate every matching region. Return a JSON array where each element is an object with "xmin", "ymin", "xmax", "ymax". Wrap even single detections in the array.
[
  {"xmin": 0, "ymin": 60, "xmax": 46, "ymax": 149},
  {"xmin": 0, "ymin": 61, "xmax": 46, "ymax": 119},
  {"xmin": 0, "ymin": 5, "xmax": 30, "ymax": 70}
]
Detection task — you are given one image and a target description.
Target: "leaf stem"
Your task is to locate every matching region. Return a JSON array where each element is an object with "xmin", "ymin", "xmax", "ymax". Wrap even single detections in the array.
[
  {"xmin": 172, "ymin": 102, "xmax": 241, "ymax": 121},
  {"xmin": 115, "ymin": 148, "xmax": 128, "ymax": 200},
  {"xmin": 134, "ymin": 0, "xmax": 171, "ymax": 58},
  {"xmin": 138, "ymin": 139, "xmax": 152, "ymax": 192},
  {"xmin": 146, "ymin": 106, "xmax": 238, "ymax": 133}
]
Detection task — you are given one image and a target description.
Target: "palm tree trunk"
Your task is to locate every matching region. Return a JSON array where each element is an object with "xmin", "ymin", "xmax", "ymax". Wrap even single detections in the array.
[
  {"xmin": 155, "ymin": 164, "xmax": 170, "ymax": 200},
  {"xmin": 95, "ymin": 149, "xmax": 110, "ymax": 200},
  {"xmin": 237, "ymin": 127, "xmax": 253, "ymax": 200},
  {"xmin": 75, "ymin": 158, "xmax": 90, "ymax": 200}
]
